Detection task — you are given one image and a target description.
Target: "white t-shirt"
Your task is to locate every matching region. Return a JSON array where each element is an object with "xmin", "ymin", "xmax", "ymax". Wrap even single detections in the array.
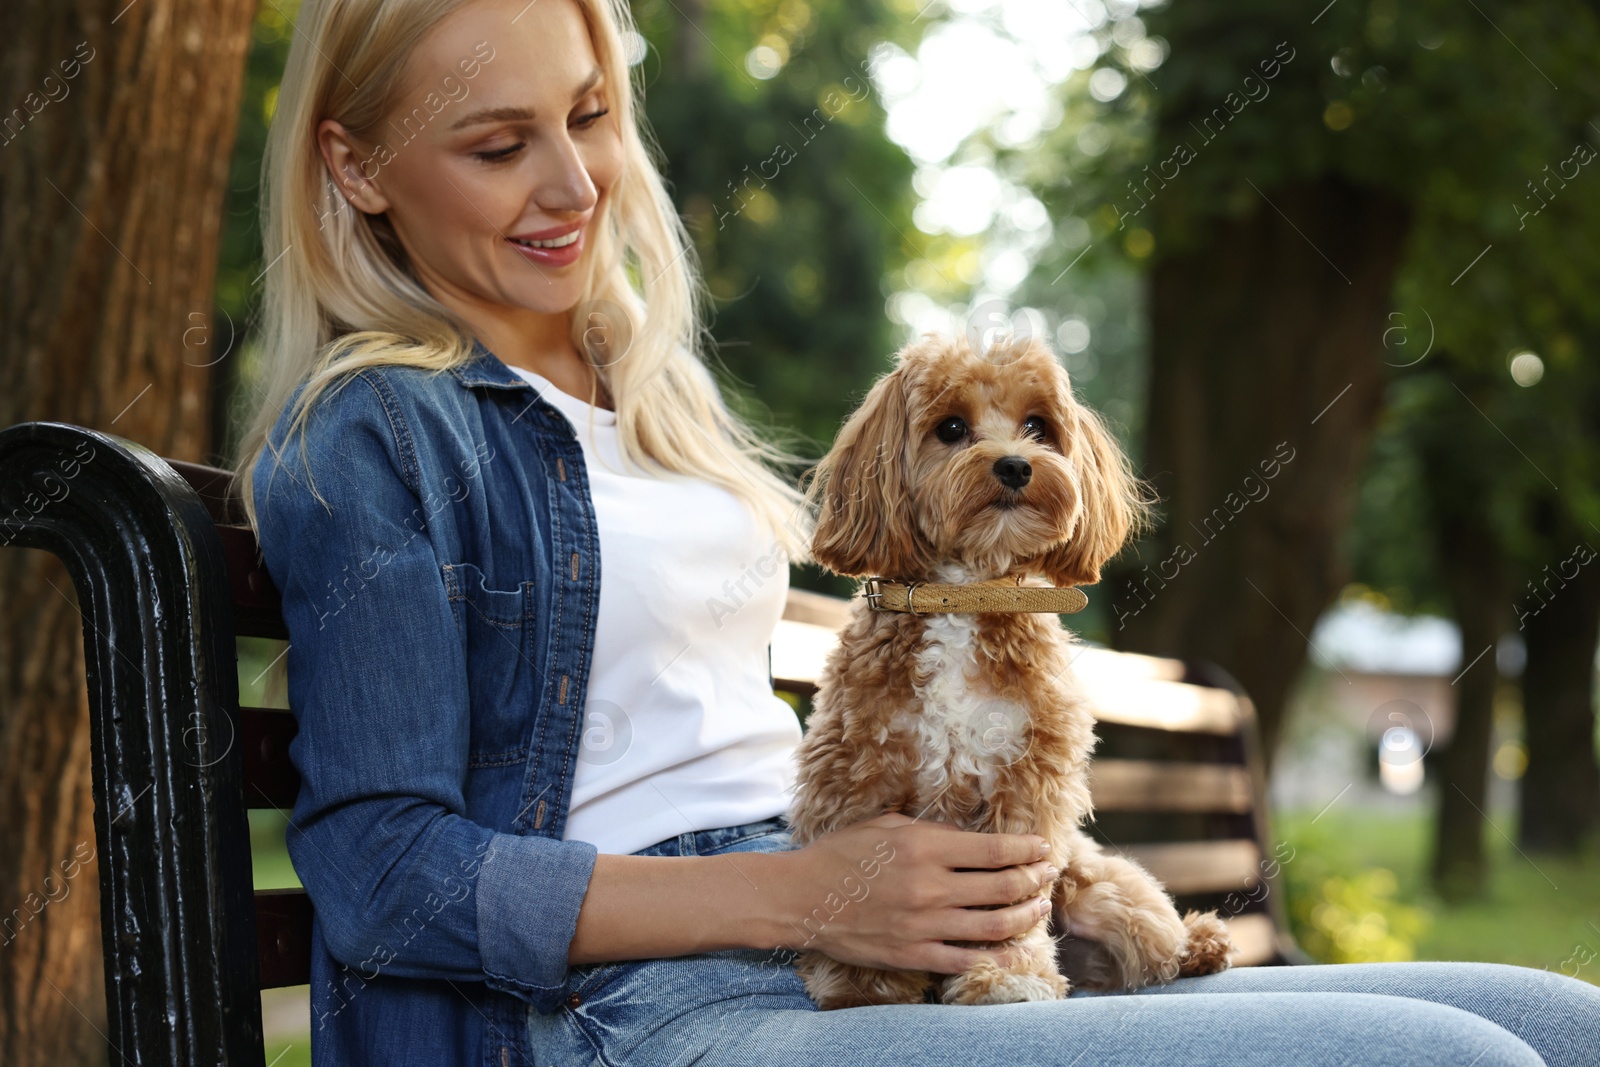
[{"xmin": 508, "ymin": 365, "xmax": 802, "ymax": 855}]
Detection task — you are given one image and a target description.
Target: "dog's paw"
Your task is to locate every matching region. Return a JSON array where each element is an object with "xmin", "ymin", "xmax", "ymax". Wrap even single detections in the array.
[
  {"xmin": 799, "ymin": 953, "xmax": 931, "ymax": 1009},
  {"xmin": 939, "ymin": 960, "xmax": 1069, "ymax": 1005},
  {"xmin": 1176, "ymin": 909, "xmax": 1233, "ymax": 977}
]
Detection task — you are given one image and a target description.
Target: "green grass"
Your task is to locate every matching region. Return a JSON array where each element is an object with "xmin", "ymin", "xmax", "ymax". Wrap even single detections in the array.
[
  {"xmin": 264, "ymin": 1038, "xmax": 311, "ymax": 1067},
  {"xmin": 1276, "ymin": 805, "xmax": 1600, "ymax": 982},
  {"xmin": 250, "ymin": 810, "xmax": 302, "ymax": 890}
]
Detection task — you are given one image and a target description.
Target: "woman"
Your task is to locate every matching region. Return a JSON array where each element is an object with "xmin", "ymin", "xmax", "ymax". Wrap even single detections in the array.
[{"xmin": 235, "ymin": 0, "xmax": 1600, "ymax": 1064}]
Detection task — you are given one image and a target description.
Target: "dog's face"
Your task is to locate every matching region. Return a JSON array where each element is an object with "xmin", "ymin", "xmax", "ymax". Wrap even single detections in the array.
[{"xmin": 810, "ymin": 333, "xmax": 1148, "ymax": 586}]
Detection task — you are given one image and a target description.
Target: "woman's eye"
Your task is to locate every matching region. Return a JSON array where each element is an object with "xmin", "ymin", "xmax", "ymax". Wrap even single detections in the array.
[
  {"xmin": 473, "ymin": 142, "xmax": 524, "ymax": 164},
  {"xmin": 573, "ymin": 106, "xmax": 610, "ymax": 128},
  {"xmin": 934, "ymin": 416, "xmax": 968, "ymax": 443},
  {"xmin": 1022, "ymin": 415, "xmax": 1050, "ymax": 441}
]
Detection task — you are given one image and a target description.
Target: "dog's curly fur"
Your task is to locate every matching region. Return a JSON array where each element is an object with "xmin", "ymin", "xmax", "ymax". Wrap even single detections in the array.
[{"xmin": 787, "ymin": 332, "xmax": 1233, "ymax": 1009}]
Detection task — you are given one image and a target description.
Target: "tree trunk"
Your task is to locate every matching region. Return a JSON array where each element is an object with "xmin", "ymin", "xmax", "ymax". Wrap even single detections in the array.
[
  {"xmin": 0, "ymin": 2, "xmax": 256, "ymax": 1062},
  {"xmin": 1110, "ymin": 177, "xmax": 1409, "ymax": 768},
  {"xmin": 1429, "ymin": 499, "xmax": 1510, "ymax": 901},
  {"xmin": 672, "ymin": 0, "xmax": 708, "ymax": 79},
  {"xmin": 1517, "ymin": 496, "xmax": 1600, "ymax": 854}
]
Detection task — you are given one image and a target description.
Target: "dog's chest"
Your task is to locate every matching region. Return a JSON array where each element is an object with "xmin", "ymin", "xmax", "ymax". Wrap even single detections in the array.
[{"xmin": 889, "ymin": 613, "xmax": 1030, "ymax": 803}]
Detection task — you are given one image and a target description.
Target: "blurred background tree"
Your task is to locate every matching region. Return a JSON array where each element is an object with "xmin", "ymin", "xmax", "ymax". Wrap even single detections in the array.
[
  {"xmin": 978, "ymin": 0, "xmax": 1600, "ymax": 900},
  {"xmin": 629, "ymin": 0, "xmax": 920, "ymax": 453}
]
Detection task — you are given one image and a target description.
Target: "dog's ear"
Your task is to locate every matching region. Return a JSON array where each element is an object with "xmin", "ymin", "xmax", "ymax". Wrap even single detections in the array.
[
  {"xmin": 808, "ymin": 366, "xmax": 930, "ymax": 578},
  {"xmin": 1036, "ymin": 399, "xmax": 1153, "ymax": 587}
]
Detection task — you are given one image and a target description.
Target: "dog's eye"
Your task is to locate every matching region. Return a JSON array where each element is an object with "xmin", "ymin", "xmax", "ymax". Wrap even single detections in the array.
[
  {"xmin": 934, "ymin": 416, "xmax": 968, "ymax": 443},
  {"xmin": 1022, "ymin": 415, "xmax": 1051, "ymax": 441}
]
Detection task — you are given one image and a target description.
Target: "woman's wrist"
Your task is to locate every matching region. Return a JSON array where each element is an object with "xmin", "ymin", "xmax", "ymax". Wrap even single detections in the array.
[
  {"xmin": 732, "ymin": 848, "xmax": 806, "ymax": 954},
  {"xmin": 568, "ymin": 848, "xmax": 807, "ymax": 964}
]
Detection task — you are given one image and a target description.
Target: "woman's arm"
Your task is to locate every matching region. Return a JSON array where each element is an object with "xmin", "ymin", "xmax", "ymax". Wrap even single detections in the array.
[{"xmin": 569, "ymin": 813, "xmax": 1060, "ymax": 974}]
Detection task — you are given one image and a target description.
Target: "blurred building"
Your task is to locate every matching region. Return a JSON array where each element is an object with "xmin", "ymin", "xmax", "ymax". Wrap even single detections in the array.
[{"xmin": 1270, "ymin": 598, "xmax": 1526, "ymax": 814}]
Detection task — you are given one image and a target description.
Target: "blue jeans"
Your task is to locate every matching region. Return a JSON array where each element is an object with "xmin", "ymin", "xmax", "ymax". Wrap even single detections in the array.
[{"xmin": 528, "ymin": 818, "xmax": 1600, "ymax": 1066}]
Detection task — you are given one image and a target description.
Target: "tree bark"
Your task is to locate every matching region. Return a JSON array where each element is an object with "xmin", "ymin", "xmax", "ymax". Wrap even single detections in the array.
[
  {"xmin": 1516, "ymin": 495, "xmax": 1600, "ymax": 854},
  {"xmin": 1110, "ymin": 177, "xmax": 1409, "ymax": 768},
  {"xmin": 672, "ymin": 0, "xmax": 708, "ymax": 80},
  {"xmin": 0, "ymin": 2, "xmax": 256, "ymax": 1062},
  {"xmin": 1428, "ymin": 487, "xmax": 1511, "ymax": 901}
]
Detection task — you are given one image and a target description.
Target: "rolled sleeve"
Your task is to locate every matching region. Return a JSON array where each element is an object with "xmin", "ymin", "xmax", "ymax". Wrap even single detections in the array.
[
  {"xmin": 476, "ymin": 831, "xmax": 597, "ymax": 1002},
  {"xmin": 252, "ymin": 372, "xmax": 597, "ymax": 1010}
]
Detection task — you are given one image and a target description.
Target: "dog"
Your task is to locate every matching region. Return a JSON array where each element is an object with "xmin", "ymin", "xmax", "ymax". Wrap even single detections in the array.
[{"xmin": 786, "ymin": 331, "xmax": 1232, "ymax": 1009}]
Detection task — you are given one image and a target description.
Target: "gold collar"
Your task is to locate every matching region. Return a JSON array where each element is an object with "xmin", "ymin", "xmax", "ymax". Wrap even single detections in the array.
[{"xmin": 861, "ymin": 575, "xmax": 1088, "ymax": 616}]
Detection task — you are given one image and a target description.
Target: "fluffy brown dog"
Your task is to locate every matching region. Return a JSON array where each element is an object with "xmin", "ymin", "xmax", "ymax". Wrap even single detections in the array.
[{"xmin": 787, "ymin": 331, "xmax": 1232, "ymax": 1009}]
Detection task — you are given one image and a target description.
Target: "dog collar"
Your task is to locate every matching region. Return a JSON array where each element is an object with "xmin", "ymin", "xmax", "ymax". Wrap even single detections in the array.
[{"xmin": 861, "ymin": 575, "xmax": 1088, "ymax": 616}]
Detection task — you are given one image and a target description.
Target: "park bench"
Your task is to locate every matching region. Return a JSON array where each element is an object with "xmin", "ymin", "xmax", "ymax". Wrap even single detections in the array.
[{"xmin": 0, "ymin": 420, "xmax": 1306, "ymax": 1064}]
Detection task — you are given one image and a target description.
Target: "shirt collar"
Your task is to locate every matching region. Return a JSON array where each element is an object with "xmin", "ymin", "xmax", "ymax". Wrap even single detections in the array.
[{"xmin": 447, "ymin": 336, "xmax": 534, "ymax": 391}]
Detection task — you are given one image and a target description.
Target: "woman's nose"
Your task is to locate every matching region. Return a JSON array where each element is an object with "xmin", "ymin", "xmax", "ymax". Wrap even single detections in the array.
[{"xmin": 535, "ymin": 132, "xmax": 599, "ymax": 215}]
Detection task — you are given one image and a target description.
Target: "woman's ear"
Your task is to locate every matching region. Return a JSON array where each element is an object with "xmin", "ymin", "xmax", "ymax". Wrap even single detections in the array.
[
  {"xmin": 1036, "ymin": 399, "xmax": 1153, "ymax": 587},
  {"xmin": 317, "ymin": 118, "xmax": 390, "ymax": 215},
  {"xmin": 808, "ymin": 366, "xmax": 930, "ymax": 578}
]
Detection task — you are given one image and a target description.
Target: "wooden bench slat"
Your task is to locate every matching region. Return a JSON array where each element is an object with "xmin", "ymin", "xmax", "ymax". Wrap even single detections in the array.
[
  {"xmin": 255, "ymin": 888, "xmax": 313, "ymax": 989},
  {"xmin": 781, "ymin": 588, "xmax": 854, "ymax": 630},
  {"xmin": 1088, "ymin": 759, "xmax": 1252, "ymax": 813},
  {"xmin": 217, "ymin": 524, "xmax": 287, "ymax": 640},
  {"xmin": 166, "ymin": 456, "xmax": 246, "ymax": 525},
  {"xmin": 1079, "ymin": 677, "xmax": 1243, "ymax": 735},
  {"xmin": 1122, "ymin": 840, "xmax": 1262, "ymax": 895},
  {"xmin": 1223, "ymin": 912, "xmax": 1279, "ymax": 968},
  {"xmin": 762, "ymin": 614, "xmax": 1238, "ymax": 741},
  {"xmin": 770, "ymin": 618, "xmax": 841, "ymax": 694},
  {"xmin": 242, "ymin": 706, "xmax": 300, "ymax": 810},
  {"xmin": 1069, "ymin": 645, "xmax": 1187, "ymax": 682}
]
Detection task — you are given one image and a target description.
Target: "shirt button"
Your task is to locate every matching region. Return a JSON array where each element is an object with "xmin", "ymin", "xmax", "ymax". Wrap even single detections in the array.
[{"xmin": 566, "ymin": 992, "xmax": 583, "ymax": 1009}]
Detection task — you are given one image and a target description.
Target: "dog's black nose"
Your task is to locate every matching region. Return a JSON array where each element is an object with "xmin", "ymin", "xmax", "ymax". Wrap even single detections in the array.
[{"xmin": 993, "ymin": 455, "xmax": 1032, "ymax": 490}]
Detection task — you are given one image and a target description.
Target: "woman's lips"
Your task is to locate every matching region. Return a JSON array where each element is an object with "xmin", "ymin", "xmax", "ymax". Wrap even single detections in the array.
[{"xmin": 506, "ymin": 225, "xmax": 584, "ymax": 267}]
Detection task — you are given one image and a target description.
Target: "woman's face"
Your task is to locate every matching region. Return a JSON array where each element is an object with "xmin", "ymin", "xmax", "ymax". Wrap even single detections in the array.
[{"xmin": 319, "ymin": 0, "xmax": 623, "ymax": 323}]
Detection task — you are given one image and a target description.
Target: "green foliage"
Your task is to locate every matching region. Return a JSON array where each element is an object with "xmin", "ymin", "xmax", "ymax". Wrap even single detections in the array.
[
  {"xmin": 1295, "ymin": 866, "xmax": 1432, "ymax": 963},
  {"xmin": 1281, "ymin": 812, "xmax": 1431, "ymax": 963},
  {"xmin": 1006, "ymin": 0, "xmax": 1600, "ymax": 332},
  {"xmin": 1133, "ymin": 2, "xmax": 1600, "ymax": 246},
  {"xmin": 1344, "ymin": 353, "xmax": 1556, "ymax": 615},
  {"xmin": 628, "ymin": 0, "xmax": 924, "ymax": 454},
  {"xmin": 215, "ymin": 2, "xmax": 303, "ymax": 339}
]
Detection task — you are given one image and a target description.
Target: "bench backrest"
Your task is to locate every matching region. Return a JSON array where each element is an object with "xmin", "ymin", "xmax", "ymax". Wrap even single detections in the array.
[{"xmin": 0, "ymin": 422, "xmax": 1301, "ymax": 1064}]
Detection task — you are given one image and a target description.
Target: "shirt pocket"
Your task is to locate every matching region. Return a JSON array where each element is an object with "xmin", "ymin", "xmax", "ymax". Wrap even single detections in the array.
[{"xmin": 440, "ymin": 560, "xmax": 540, "ymax": 764}]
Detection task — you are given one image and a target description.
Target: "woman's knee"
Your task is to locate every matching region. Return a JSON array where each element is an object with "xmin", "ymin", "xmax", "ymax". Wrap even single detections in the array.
[
  {"xmin": 1351, "ymin": 993, "xmax": 1547, "ymax": 1066},
  {"xmin": 1455, "ymin": 960, "xmax": 1600, "ymax": 1000},
  {"xmin": 1446, "ymin": 962, "xmax": 1600, "ymax": 1061},
  {"xmin": 1209, "ymin": 992, "xmax": 1544, "ymax": 1067},
  {"xmin": 723, "ymin": 991, "xmax": 1546, "ymax": 1067}
]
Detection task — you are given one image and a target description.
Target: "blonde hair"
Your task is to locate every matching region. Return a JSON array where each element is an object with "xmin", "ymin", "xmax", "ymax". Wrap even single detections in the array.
[{"xmin": 232, "ymin": 0, "xmax": 814, "ymax": 562}]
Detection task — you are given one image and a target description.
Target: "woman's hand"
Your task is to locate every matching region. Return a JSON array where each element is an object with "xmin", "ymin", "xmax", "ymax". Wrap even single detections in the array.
[{"xmin": 770, "ymin": 812, "xmax": 1059, "ymax": 975}]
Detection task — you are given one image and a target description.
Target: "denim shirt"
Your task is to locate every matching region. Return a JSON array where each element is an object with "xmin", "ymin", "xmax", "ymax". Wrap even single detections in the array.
[{"xmin": 252, "ymin": 339, "xmax": 633, "ymax": 1066}]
